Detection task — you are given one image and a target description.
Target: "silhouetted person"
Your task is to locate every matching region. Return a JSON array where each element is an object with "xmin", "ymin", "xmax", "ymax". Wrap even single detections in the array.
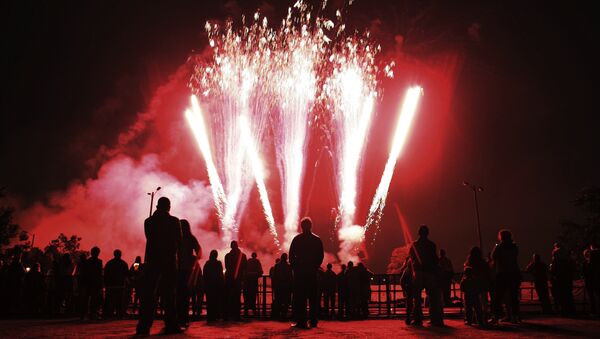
[
  {"xmin": 439, "ymin": 249, "xmax": 454, "ymax": 306},
  {"xmin": 491, "ymin": 229, "xmax": 521, "ymax": 323},
  {"xmin": 289, "ymin": 217, "xmax": 324, "ymax": 328},
  {"xmin": 337, "ymin": 264, "xmax": 348, "ymax": 320},
  {"xmin": 464, "ymin": 246, "xmax": 492, "ymax": 323},
  {"xmin": 244, "ymin": 252, "xmax": 263, "ymax": 316},
  {"xmin": 357, "ymin": 262, "xmax": 373, "ymax": 318},
  {"xmin": 57, "ymin": 253, "xmax": 74, "ymax": 314},
  {"xmin": 177, "ymin": 219, "xmax": 201, "ymax": 327},
  {"xmin": 550, "ymin": 243, "xmax": 575, "ymax": 317},
  {"xmin": 400, "ymin": 257, "xmax": 414, "ymax": 325},
  {"xmin": 345, "ymin": 261, "xmax": 356, "ymax": 319},
  {"xmin": 461, "ymin": 266, "xmax": 484, "ymax": 326},
  {"xmin": 525, "ymin": 253, "xmax": 552, "ymax": 313},
  {"xmin": 272, "ymin": 253, "xmax": 293, "ymax": 320},
  {"xmin": 203, "ymin": 250, "xmax": 224, "ymax": 323},
  {"xmin": 6, "ymin": 252, "xmax": 25, "ymax": 315},
  {"xmin": 322, "ymin": 263, "xmax": 337, "ymax": 319},
  {"xmin": 81, "ymin": 246, "xmax": 103, "ymax": 320},
  {"xmin": 128, "ymin": 256, "xmax": 143, "ymax": 313},
  {"xmin": 584, "ymin": 244, "xmax": 600, "ymax": 316},
  {"xmin": 104, "ymin": 249, "xmax": 129, "ymax": 318},
  {"xmin": 409, "ymin": 225, "xmax": 444, "ymax": 326},
  {"xmin": 136, "ymin": 197, "xmax": 183, "ymax": 335},
  {"xmin": 224, "ymin": 241, "xmax": 247, "ymax": 321},
  {"xmin": 24, "ymin": 262, "xmax": 45, "ymax": 317}
]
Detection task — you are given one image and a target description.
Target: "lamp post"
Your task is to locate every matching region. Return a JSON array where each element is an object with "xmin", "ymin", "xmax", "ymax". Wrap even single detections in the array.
[
  {"xmin": 147, "ymin": 187, "xmax": 161, "ymax": 217},
  {"xmin": 462, "ymin": 181, "xmax": 484, "ymax": 252}
]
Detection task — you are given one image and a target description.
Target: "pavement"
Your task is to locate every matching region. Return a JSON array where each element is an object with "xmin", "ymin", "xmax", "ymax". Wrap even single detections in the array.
[{"xmin": 1, "ymin": 316, "xmax": 599, "ymax": 338}]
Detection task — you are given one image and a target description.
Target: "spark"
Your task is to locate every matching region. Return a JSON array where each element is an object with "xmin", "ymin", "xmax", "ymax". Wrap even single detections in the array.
[{"xmin": 365, "ymin": 86, "xmax": 423, "ymax": 233}]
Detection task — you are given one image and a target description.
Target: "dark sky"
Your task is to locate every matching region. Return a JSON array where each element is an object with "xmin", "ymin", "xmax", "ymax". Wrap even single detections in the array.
[{"xmin": 2, "ymin": 0, "xmax": 599, "ymax": 271}]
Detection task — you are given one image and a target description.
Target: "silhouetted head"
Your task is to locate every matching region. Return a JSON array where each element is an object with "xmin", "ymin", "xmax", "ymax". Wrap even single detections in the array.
[
  {"xmin": 464, "ymin": 266, "xmax": 473, "ymax": 277},
  {"xmin": 327, "ymin": 263, "xmax": 332, "ymax": 270},
  {"xmin": 533, "ymin": 253, "xmax": 540, "ymax": 262},
  {"xmin": 252, "ymin": 252, "xmax": 257, "ymax": 259},
  {"xmin": 469, "ymin": 246, "xmax": 482, "ymax": 259},
  {"xmin": 498, "ymin": 229, "xmax": 512, "ymax": 243},
  {"xmin": 113, "ymin": 249, "xmax": 122, "ymax": 259},
  {"xmin": 341, "ymin": 264, "xmax": 346, "ymax": 271},
  {"xmin": 209, "ymin": 250, "xmax": 218, "ymax": 260},
  {"xmin": 418, "ymin": 225, "xmax": 429, "ymax": 238},
  {"xmin": 230, "ymin": 241, "xmax": 239, "ymax": 250},
  {"xmin": 440, "ymin": 249, "xmax": 447, "ymax": 257},
  {"xmin": 134, "ymin": 256, "xmax": 142, "ymax": 264},
  {"xmin": 91, "ymin": 246, "xmax": 100, "ymax": 257},
  {"xmin": 280, "ymin": 253, "xmax": 288, "ymax": 262},
  {"xmin": 156, "ymin": 197, "xmax": 171, "ymax": 212},
  {"xmin": 300, "ymin": 217, "xmax": 312, "ymax": 233},
  {"xmin": 357, "ymin": 262, "xmax": 364, "ymax": 268},
  {"xmin": 180, "ymin": 219, "xmax": 191, "ymax": 237},
  {"xmin": 348, "ymin": 261, "xmax": 354, "ymax": 268}
]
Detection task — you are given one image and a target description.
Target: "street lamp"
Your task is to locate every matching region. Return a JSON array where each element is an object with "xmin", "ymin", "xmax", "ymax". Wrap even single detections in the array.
[
  {"xmin": 147, "ymin": 187, "xmax": 161, "ymax": 217},
  {"xmin": 462, "ymin": 181, "xmax": 484, "ymax": 252}
]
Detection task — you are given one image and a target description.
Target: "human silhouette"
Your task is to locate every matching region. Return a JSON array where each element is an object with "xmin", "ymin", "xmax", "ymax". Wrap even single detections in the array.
[
  {"xmin": 337, "ymin": 264, "xmax": 348, "ymax": 320},
  {"xmin": 81, "ymin": 246, "xmax": 103, "ymax": 320},
  {"xmin": 408, "ymin": 225, "xmax": 444, "ymax": 326},
  {"xmin": 322, "ymin": 263, "xmax": 337, "ymax": 319},
  {"xmin": 177, "ymin": 219, "xmax": 201, "ymax": 327},
  {"xmin": 490, "ymin": 229, "xmax": 521, "ymax": 323},
  {"xmin": 289, "ymin": 217, "xmax": 324, "ymax": 328},
  {"xmin": 203, "ymin": 250, "xmax": 224, "ymax": 323},
  {"xmin": 525, "ymin": 253, "xmax": 552, "ymax": 313},
  {"xmin": 345, "ymin": 261, "xmax": 357, "ymax": 319},
  {"xmin": 550, "ymin": 243, "xmax": 575, "ymax": 317},
  {"xmin": 6, "ymin": 252, "xmax": 25, "ymax": 315},
  {"xmin": 224, "ymin": 241, "xmax": 247, "ymax": 321},
  {"xmin": 128, "ymin": 256, "xmax": 143, "ymax": 313},
  {"xmin": 399, "ymin": 257, "xmax": 414, "ymax": 325},
  {"xmin": 244, "ymin": 252, "xmax": 263, "ymax": 316},
  {"xmin": 461, "ymin": 266, "xmax": 484, "ymax": 326},
  {"xmin": 136, "ymin": 197, "xmax": 183, "ymax": 335},
  {"xmin": 24, "ymin": 262, "xmax": 45, "ymax": 317},
  {"xmin": 439, "ymin": 249, "xmax": 454, "ymax": 306},
  {"xmin": 104, "ymin": 249, "xmax": 129, "ymax": 318},
  {"xmin": 357, "ymin": 262, "xmax": 373, "ymax": 318},
  {"xmin": 57, "ymin": 253, "xmax": 74, "ymax": 315},
  {"xmin": 271, "ymin": 253, "xmax": 293, "ymax": 320},
  {"xmin": 464, "ymin": 246, "xmax": 492, "ymax": 323}
]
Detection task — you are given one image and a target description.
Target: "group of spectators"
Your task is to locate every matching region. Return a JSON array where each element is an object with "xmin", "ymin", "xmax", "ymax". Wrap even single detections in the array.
[{"xmin": 2, "ymin": 196, "xmax": 599, "ymax": 333}]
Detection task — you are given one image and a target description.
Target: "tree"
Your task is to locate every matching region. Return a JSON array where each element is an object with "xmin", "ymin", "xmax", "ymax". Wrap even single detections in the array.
[
  {"xmin": 558, "ymin": 186, "xmax": 600, "ymax": 262},
  {"xmin": 45, "ymin": 233, "xmax": 84, "ymax": 255},
  {"xmin": 0, "ymin": 187, "xmax": 21, "ymax": 249}
]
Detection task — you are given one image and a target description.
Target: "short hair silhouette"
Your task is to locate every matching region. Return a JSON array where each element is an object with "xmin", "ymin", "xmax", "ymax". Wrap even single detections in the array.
[
  {"xmin": 418, "ymin": 225, "xmax": 429, "ymax": 237},
  {"xmin": 181, "ymin": 219, "xmax": 191, "ymax": 236},
  {"xmin": 209, "ymin": 249, "xmax": 218, "ymax": 259},
  {"xmin": 280, "ymin": 253, "xmax": 288, "ymax": 261},
  {"xmin": 251, "ymin": 252, "xmax": 257, "ymax": 258},
  {"xmin": 91, "ymin": 246, "xmax": 100, "ymax": 257},
  {"xmin": 114, "ymin": 249, "xmax": 122, "ymax": 258},
  {"xmin": 231, "ymin": 241, "xmax": 238, "ymax": 249},
  {"xmin": 498, "ymin": 229, "xmax": 512, "ymax": 242},
  {"xmin": 300, "ymin": 217, "xmax": 312, "ymax": 232},
  {"xmin": 156, "ymin": 197, "xmax": 171, "ymax": 211}
]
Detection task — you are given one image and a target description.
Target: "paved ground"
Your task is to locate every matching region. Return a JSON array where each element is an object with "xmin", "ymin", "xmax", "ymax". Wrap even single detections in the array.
[{"xmin": 0, "ymin": 317, "xmax": 599, "ymax": 338}]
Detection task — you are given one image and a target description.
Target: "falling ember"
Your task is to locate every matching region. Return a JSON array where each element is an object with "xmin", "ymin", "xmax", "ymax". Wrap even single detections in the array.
[{"xmin": 365, "ymin": 86, "xmax": 423, "ymax": 236}]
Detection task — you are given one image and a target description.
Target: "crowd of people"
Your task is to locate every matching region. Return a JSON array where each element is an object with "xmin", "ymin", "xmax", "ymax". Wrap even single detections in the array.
[{"xmin": 1, "ymin": 196, "xmax": 599, "ymax": 334}]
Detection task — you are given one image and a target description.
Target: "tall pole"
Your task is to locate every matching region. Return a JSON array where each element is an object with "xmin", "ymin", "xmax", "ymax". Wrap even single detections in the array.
[
  {"xmin": 473, "ymin": 188, "xmax": 483, "ymax": 252},
  {"xmin": 149, "ymin": 191, "xmax": 155, "ymax": 217}
]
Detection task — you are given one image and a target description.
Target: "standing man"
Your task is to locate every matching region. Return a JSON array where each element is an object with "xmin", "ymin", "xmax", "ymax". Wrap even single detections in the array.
[
  {"xmin": 438, "ymin": 249, "xmax": 454, "ymax": 307},
  {"xmin": 224, "ymin": 241, "xmax": 247, "ymax": 321},
  {"xmin": 491, "ymin": 229, "xmax": 521, "ymax": 323},
  {"xmin": 322, "ymin": 263, "xmax": 337, "ymax": 319},
  {"xmin": 272, "ymin": 253, "xmax": 293, "ymax": 320},
  {"xmin": 525, "ymin": 253, "xmax": 552, "ymax": 313},
  {"xmin": 289, "ymin": 217, "xmax": 324, "ymax": 329},
  {"xmin": 203, "ymin": 250, "xmax": 224, "ymax": 323},
  {"xmin": 409, "ymin": 225, "xmax": 444, "ymax": 326},
  {"xmin": 244, "ymin": 252, "xmax": 263, "ymax": 316},
  {"xmin": 104, "ymin": 249, "xmax": 129, "ymax": 318},
  {"xmin": 177, "ymin": 219, "xmax": 201, "ymax": 327},
  {"xmin": 136, "ymin": 197, "xmax": 183, "ymax": 335},
  {"xmin": 337, "ymin": 264, "xmax": 348, "ymax": 320}
]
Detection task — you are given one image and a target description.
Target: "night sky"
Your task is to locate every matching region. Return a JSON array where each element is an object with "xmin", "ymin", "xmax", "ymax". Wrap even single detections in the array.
[{"xmin": 2, "ymin": 0, "xmax": 599, "ymax": 271}]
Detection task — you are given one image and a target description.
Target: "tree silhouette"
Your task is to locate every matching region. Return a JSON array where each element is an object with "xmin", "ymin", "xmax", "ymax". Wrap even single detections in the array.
[
  {"xmin": 558, "ymin": 186, "xmax": 600, "ymax": 261},
  {"xmin": 0, "ymin": 187, "xmax": 21, "ymax": 249}
]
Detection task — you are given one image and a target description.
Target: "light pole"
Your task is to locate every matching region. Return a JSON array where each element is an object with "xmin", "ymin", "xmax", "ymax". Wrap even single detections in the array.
[
  {"xmin": 147, "ymin": 187, "xmax": 161, "ymax": 217},
  {"xmin": 462, "ymin": 181, "xmax": 484, "ymax": 252}
]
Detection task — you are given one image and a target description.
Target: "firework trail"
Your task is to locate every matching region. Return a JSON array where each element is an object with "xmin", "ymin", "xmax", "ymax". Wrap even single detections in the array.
[{"xmin": 365, "ymin": 86, "xmax": 423, "ymax": 235}]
